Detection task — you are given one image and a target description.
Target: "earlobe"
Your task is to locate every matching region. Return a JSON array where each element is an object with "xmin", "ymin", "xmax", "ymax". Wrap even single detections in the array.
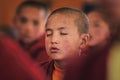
[{"xmin": 80, "ymin": 34, "xmax": 90, "ymax": 49}]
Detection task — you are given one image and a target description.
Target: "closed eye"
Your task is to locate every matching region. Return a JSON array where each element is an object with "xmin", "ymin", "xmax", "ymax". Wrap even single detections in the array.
[
  {"xmin": 46, "ymin": 33, "xmax": 52, "ymax": 37},
  {"xmin": 46, "ymin": 29, "xmax": 52, "ymax": 37},
  {"xmin": 60, "ymin": 32, "xmax": 68, "ymax": 35}
]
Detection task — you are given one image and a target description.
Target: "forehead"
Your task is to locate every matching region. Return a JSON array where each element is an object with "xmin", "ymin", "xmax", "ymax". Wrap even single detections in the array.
[
  {"xmin": 18, "ymin": 7, "xmax": 45, "ymax": 19},
  {"xmin": 46, "ymin": 13, "xmax": 77, "ymax": 29},
  {"xmin": 88, "ymin": 12, "xmax": 102, "ymax": 19}
]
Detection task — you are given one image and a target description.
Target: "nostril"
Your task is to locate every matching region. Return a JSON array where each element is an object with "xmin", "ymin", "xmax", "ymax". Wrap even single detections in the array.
[{"xmin": 51, "ymin": 41, "xmax": 58, "ymax": 44}]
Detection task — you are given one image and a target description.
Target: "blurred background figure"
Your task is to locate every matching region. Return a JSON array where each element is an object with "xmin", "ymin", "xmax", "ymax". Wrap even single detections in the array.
[
  {"xmin": 14, "ymin": 1, "xmax": 50, "ymax": 63},
  {"xmin": 87, "ymin": 10, "xmax": 111, "ymax": 51}
]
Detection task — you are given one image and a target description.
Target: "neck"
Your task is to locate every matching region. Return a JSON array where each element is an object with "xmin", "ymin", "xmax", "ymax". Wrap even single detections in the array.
[{"xmin": 54, "ymin": 60, "xmax": 66, "ymax": 70}]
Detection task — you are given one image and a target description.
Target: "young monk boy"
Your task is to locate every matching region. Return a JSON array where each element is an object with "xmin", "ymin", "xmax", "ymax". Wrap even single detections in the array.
[
  {"xmin": 14, "ymin": 1, "xmax": 50, "ymax": 63},
  {"xmin": 41, "ymin": 7, "xmax": 90, "ymax": 80}
]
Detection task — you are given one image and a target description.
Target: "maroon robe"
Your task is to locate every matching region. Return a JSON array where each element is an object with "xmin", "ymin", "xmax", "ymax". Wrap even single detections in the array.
[
  {"xmin": 0, "ymin": 35, "xmax": 46, "ymax": 80},
  {"xmin": 64, "ymin": 45, "xmax": 110, "ymax": 80}
]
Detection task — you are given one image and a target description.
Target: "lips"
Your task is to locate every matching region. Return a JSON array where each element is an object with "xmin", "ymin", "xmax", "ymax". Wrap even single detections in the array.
[{"xmin": 50, "ymin": 47, "xmax": 59, "ymax": 53}]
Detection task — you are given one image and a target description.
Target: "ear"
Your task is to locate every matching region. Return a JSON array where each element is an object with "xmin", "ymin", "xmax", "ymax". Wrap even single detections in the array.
[{"xmin": 79, "ymin": 33, "xmax": 90, "ymax": 49}]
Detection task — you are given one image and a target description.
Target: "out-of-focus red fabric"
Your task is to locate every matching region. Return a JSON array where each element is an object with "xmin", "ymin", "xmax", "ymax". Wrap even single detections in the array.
[
  {"xmin": 64, "ymin": 45, "xmax": 110, "ymax": 80},
  {"xmin": 0, "ymin": 35, "xmax": 46, "ymax": 80}
]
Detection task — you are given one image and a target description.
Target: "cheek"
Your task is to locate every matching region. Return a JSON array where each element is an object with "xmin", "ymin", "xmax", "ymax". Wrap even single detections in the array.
[
  {"xmin": 90, "ymin": 27, "xmax": 102, "ymax": 39},
  {"xmin": 61, "ymin": 40, "xmax": 79, "ymax": 58},
  {"xmin": 32, "ymin": 28, "xmax": 39, "ymax": 35},
  {"xmin": 16, "ymin": 23, "xmax": 26, "ymax": 33},
  {"xmin": 98, "ymin": 24, "xmax": 110, "ymax": 38},
  {"xmin": 61, "ymin": 41, "xmax": 72, "ymax": 58},
  {"xmin": 100, "ymin": 28, "xmax": 110, "ymax": 41},
  {"xmin": 17, "ymin": 27, "xmax": 25, "ymax": 35},
  {"xmin": 61, "ymin": 40, "xmax": 76, "ymax": 53},
  {"xmin": 17, "ymin": 21, "xmax": 25, "ymax": 29},
  {"xmin": 45, "ymin": 38, "xmax": 51, "ymax": 51},
  {"xmin": 90, "ymin": 25, "xmax": 98, "ymax": 36},
  {"xmin": 61, "ymin": 39, "xmax": 70, "ymax": 47}
]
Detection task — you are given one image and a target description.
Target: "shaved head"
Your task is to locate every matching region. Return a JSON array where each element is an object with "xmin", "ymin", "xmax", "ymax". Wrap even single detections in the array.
[{"xmin": 46, "ymin": 7, "xmax": 89, "ymax": 34}]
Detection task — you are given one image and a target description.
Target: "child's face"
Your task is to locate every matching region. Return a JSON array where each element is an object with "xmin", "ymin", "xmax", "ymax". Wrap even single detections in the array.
[
  {"xmin": 88, "ymin": 12, "xmax": 110, "ymax": 47},
  {"xmin": 15, "ymin": 7, "xmax": 45, "ymax": 43},
  {"xmin": 45, "ymin": 14, "xmax": 83, "ymax": 61}
]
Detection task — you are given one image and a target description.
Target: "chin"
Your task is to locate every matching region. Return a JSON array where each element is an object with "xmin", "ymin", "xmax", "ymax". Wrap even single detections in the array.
[{"xmin": 50, "ymin": 55, "xmax": 62, "ymax": 61}]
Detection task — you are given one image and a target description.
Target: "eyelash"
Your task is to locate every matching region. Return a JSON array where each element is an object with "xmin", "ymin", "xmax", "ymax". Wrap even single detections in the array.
[
  {"xmin": 60, "ymin": 33, "xmax": 68, "ymax": 35},
  {"xmin": 46, "ymin": 34, "xmax": 52, "ymax": 37},
  {"xmin": 46, "ymin": 31, "xmax": 52, "ymax": 37},
  {"xmin": 46, "ymin": 32, "xmax": 68, "ymax": 37}
]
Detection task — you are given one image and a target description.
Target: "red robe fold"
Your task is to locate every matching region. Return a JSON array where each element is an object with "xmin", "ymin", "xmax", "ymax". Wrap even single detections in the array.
[{"xmin": 0, "ymin": 35, "xmax": 46, "ymax": 80}]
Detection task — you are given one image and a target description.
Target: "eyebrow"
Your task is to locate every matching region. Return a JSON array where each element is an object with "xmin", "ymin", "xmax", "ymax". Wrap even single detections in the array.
[
  {"xmin": 46, "ymin": 27, "xmax": 67, "ymax": 32},
  {"xmin": 57, "ymin": 27, "xmax": 66, "ymax": 30}
]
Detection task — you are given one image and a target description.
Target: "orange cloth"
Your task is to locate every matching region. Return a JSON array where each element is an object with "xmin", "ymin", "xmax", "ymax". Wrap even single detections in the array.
[{"xmin": 52, "ymin": 64, "xmax": 64, "ymax": 80}]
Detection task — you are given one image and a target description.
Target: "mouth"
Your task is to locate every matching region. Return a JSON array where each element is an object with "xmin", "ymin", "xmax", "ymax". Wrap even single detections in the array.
[{"xmin": 50, "ymin": 47, "xmax": 59, "ymax": 53}]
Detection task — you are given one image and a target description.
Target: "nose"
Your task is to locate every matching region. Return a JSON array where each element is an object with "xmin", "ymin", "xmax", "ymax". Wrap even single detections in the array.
[
  {"xmin": 51, "ymin": 33, "xmax": 59, "ymax": 44},
  {"xmin": 51, "ymin": 41, "xmax": 58, "ymax": 44},
  {"xmin": 25, "ymin": 23, "xmax": 33, "ymax": 34}
]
